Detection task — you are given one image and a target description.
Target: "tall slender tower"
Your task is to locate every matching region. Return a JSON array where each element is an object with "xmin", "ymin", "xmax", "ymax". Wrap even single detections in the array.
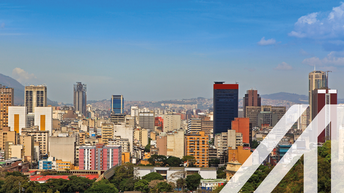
[
  {"xmin": 0, "ymin": 85, "xmax": 13, "ymax": 130},
  {"xmin": 213, "ymin": 81, "xmax": 238, "ymax": 136},
  {"xmin": 73, "ymin": 82, "xmax": 87, "ymax": 116},
  {"xmin": 243, "ymin": 89, "xmax": 261, "ymax": 117},
  {"xmin": 111, "ymin": 95, "xmax": 124, "ymax": 114},
  {"xmin": 308, "ymin": 71, "xmax": 327, "ymax": 123},
  {"xmin": 25, "ymin": 85, "xmax": 47, "ymax": 113}
]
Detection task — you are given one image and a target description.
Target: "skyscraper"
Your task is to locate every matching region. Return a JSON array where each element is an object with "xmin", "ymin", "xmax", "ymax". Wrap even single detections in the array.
[
  {"xmin": 309, "ymin": 71, "xmax": 328, "ymax": 122},
  {"xmin": 312, "ymin": 88, "xmax": 337, "ymax": 143},
  {"xmin": 111, "ymin": 95, "xmax": 124, "ymax": 114},
  {"xmin": 243, "ymin": 89, "xmax": 261, "ymax": 117},
  {"xmin": 25, "ymin": 85, "xmax": 47, "ymax": 113},
  {"xmin": 73, "ymin": 82, "xmax": 87, "ymax": 116},
  {"xmin": 0, "ymin": 85, "xmax": 13, "ymax": 130},
  {"xmin": 213, "ymin": 82, "xmax": 238, "ymax": 136}
]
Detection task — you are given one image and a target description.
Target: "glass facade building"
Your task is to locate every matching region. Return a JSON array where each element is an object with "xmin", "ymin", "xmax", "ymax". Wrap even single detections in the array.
[
  {"xmin": 213, "ymin": 82, "xmax": 238, "ymax": 136},
  {"xmin": 111, "ymin": 95, "xmax": 124, "ymax": 114}
]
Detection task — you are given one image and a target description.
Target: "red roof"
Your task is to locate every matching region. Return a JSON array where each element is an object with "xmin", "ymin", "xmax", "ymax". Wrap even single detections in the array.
[{"xmin": 30, "ymin": 174, "xmax": 99, "ymax": 182}]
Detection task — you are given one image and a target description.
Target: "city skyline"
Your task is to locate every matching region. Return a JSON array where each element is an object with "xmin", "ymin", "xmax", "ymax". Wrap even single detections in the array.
[{"xmin": 1, "ymin": 1, "xmax": 344, "ymax": 103}]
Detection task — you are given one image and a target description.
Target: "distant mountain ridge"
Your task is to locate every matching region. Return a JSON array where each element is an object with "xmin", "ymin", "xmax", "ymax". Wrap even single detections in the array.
[
  {"xmin": 0, "ymin": 73, "xmax": 58, "ymax": 105},
  {"xmin": 261, "ymin": 92, "xmax": 308, "ymax": 104}
]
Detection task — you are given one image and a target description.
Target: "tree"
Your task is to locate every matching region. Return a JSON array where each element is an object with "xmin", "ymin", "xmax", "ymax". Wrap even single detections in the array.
[
  {"xmin": 251, "ymin": 140, "xmax": 259, "ymax": 149},
  {"xmin": 142, "ymin": 172, "xmax": 164, "ymax": 182},
  {"xmin": 176, "ymin": 178, "xmax": 186, "ymax": 191},
  {"xmin": 86, "ymin": 179, "xmax": 118, "ymax": 193},
  {"xmin": 119, "ymin": 177, "xmax": 137, "ymax": 191},
  {"xmin": 156, "ymin": 182, "xmax": 173, "ymax": 192},
  {"xmin": 0, "ymin": 175, "xmax": 28, "ymax": 193},
  {"xmin": 209, "ymin": 158, "xmax": 220, "ymax": 167},
  {"xmin": 148, "ymin": 155, "xmax": 167, "ymax": 166},
  {"xmin": 5, "ymin": 171, "xmax": 26, "ymax": 178},
  {"xmin": 186, "ymin": 173, "xmax": 202, "ymax": 191},
  {"xmin": 182, "ymin": 155, "xmax": 196, "ymax": 167},
  {"xmin": 109, "ymin": 162, "xmax": 134, "ymax": 189},
  {"xmin": 134, "ymin": 179, "xmax": 149, "ymax": 193},
  {"xmin": 217, "ymin": 166, "xmax": 226, "ymax": 179},
  {"xmin": 166, "ymin": 156, "xmax": 182, "ymax": 167}
]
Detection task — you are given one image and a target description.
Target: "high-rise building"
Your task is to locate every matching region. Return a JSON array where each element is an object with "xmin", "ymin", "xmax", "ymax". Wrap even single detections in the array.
[
  {"xmin": 166, "ymin": 129, "xmax": 184, "ymax": 158},
  {"xmin": 231, "ymin": 118, "xmax": 251, "ymax": 145},
  {"xmin": 21, "ymin": 127, "xmax": 49, "ymax": 159},
  {"xmin": 111, "ymin": 95, "xmax": 124, "ymax": 114},
  {"xmin": 309, "ymin": 71, "xmax": 328, "ymax": 122},
  {"xmin": 187, "ymin": 118, "xmax": 202, "ymax": 134},
  {"xmin": 79, "ymin": 144, "xmax": 121, "ymax": 170},
  {"xmin": 162, "ymin": 114, "xmax": 181, "ymax": 132},
  {"xmin": 73, "ymin": 82, "xmax": 87, "ymax": 116},
  {"xmin": 312, "ymin": 88, "xmax": 337, "ymax": 143},
  {"xmin": 8, "ymin": 106, "xmax": 27, "ymax": 134},
  {"xmin": 243, "ymin": 89, "xmax": 261, "ymax": 117},
  {"xmin": 34, "ymin": 107, "xmax": 53, "ymax": 135},
  {"xmin": 139, "ymin": 111, "xmax": 155, "ymax": 130},
  {"xmin": 101, "ymin": 123, "xmax": 114, "ymax": 145},
  {"xmin": 0, "ymin": 127, "xmax": 17, "ymax": 150},
  {"xmin": 25, "ymin": 85, "xmax": 47, "ymax": 113},
  {"xmin": 213, "ymin": 82, "xmax": 238, "ymax": 135},
  {"xmin": 0, "ymin": 85, "xmax": 13, "ymax": 130},
  {"xmin": 245, "ymin": 105, "xmax": 286, "ymax": 128},
  {"xmin": 185, "ymin": 131, "xmax": 209, "ymax": 167}
]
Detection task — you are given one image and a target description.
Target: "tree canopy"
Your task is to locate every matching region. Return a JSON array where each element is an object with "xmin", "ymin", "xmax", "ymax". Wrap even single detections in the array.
[{"xmin": 186, "ymin": 173, "xmax": 202, "ymax": 191}]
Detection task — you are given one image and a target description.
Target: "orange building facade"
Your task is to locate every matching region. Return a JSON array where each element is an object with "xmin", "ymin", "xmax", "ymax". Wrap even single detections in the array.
[
  {"xmin": 231, "ymin": 118, "xmax": 250, "ymax": 144},
  {"xmin": 185, "ymin": 131, "xmax": 209, "ymax": 167}
]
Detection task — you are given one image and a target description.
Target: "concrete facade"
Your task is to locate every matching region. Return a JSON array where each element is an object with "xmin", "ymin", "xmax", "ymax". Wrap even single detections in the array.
[
  {"xmin": 162, "ymin": 114, "xmax": 181, "ymax": 132},
  {"xmin": 166, "ymin": 129, "xmax": 184, "ymax": 158},
  {"xmin": 25, "ymin": 85, "xmax": 47, "ymax": 113},
  {"xmin": 34, "ymin": 107, "xmax": 53, "ymax": 135},
  {"xmin": 49, "ymin": 136, "xmax": 76, "ymax": 164}
]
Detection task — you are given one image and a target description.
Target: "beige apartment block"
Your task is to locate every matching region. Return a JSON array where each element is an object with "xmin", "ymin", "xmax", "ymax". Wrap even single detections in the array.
[
  {"xmin": 0, "ymin": 127, "xmax": 17, "ymax": 150},
  {"xmin": 19, "ymin": 135, "xmax": 34, "ymax": 161},
  {"xmin": 163, "ymin": 114, "xmax": 181, "ymax": 132},
  {"xmin": 166, "ymin": 129, "xmax": 184, "ymax": 158},
  {"xmin": 156, "ymin": 135, "xmax": 167, "ymax": 156},
  {"xmin": 188, "ymin": 118, "xmax": 202, "ymax": 134},
  {"xmin": 22, "ymin": 128, "xmax": 49, "ymax": 159},
  {"xmin": 49, "ymin": 136, "xmax": 76, "ymax": 164},
  {"xmin": 101, "ymin": 123, "xmax": 114, "ymax": 145}
]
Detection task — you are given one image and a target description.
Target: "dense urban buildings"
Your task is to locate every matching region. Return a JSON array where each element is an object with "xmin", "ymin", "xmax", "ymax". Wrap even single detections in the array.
[
  {"xmin": 0, "ymin": 85, "xmax": 13, "ymax": 130},
  {"xmin": 25, "ymin": 85, "xmax": 47, "ymax": 113},
  {"xmin": 111, "ymin": 95, "xmax": 124, "ymax": 114},
  {"xmin": 213, "ymin": 82, "xmax": 238, "ymax": 135},
  {"xmin": 73, "ymin": 82, "xmax": 87, "ymax": 116}
]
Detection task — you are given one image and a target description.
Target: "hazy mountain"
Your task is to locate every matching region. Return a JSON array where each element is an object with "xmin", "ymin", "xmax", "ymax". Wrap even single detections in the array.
[
  {"xmin": 261, "ymin": 92, "xmax": 308, "ymax": 104},
  {"xmin": 0, "ymin": 73, "xmax": 58, "ymax": 106}
]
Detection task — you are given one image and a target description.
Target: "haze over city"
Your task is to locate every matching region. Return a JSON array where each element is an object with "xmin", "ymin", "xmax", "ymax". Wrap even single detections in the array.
[{"xmin": 1, "ymin": 1, "xmax": 344, "ymax": 103}]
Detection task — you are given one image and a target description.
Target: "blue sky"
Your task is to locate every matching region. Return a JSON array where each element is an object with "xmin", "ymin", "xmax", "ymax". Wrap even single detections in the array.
[{"xmin": 1, "ymin": 0, "xmax": 344, "ymax": 102}]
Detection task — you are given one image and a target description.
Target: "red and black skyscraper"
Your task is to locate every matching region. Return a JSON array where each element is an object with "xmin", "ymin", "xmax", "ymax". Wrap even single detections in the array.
[
  {"xmin": 213, "ymin": 82, "xmax": 238, "ymax": 136},
  {"xmin": 312, "ymin": 88, "xmax": 337, "ymax": 143}
]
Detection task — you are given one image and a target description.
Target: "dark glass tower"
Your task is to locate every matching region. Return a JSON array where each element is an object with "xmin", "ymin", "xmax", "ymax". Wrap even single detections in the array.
[
  {"xmin": 73, "ymin": 82, "xmax": 87, "ymax": 116},
  {"xmin": 213, "ymin": 82, "xmax": 238, "ymax": 136},
  {"xmin": 111, "ymin": 95, "xmax": 124, "ymax": 114}
]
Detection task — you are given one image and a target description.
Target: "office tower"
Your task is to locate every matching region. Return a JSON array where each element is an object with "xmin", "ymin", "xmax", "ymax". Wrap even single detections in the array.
[
  {"xmin": 243, "ymin": 89, "xmax": 261, "ymax": 117},
  {"xmin": 309, "ymin": 71, "xmax": 328, "ymax": 122},
  {"xmin": 187, "ymin": 118, "xmax": 202, "ymax": 134},
  {"xmin": 25, "ymin": 85, "xmax": 47, "ymax": 113},
  {"xmin": 213, "ymin": 82, "xmax": 238, "ymax": 135},
  {"xmin": 231, "ymin": 118, "xmax": 251, "ymax": 145},
  {"xmin": 312, "ymin": 88, "xmax": 337, "ymax": 143},
  {"xmin": 185, "ymin": 131, "xmax": 209, "ymax": 167},
  {"xmin": 79, "ymin": 144, "xmax": 121, "ymax": 170},
  {"xmin": 0, "ymin": 85, "xmax": 13, "ymax": 130},
  {"xmin": 111, "ymin": 95, "xmax": 124, "ymax": 114},
  {"xmin": 34, "ymin": 107, "xmax": 53, "ymax": 135},
  {"xmin": 139, "ymin": 111, "xmax": 155, "ymax": 130},
  {"xmin": 245, "ymin": 105, "xmax": 286, "ymax": 128},
  {"xmin": 73, "ymin": 82, "xmax": 87, "ymax": 116},
  {"xmin": 8, "ymin": 106, "xmax": 27, "ymax": 134}
]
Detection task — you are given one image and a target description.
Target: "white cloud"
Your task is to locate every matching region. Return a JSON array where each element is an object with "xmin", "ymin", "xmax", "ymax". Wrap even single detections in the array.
[
  {"xmin": 289, "ymin": 3, "xmax": 344, "ymax": 39},
  {"xmin": 257, "ymin": 37, "xmax": 276, "ymax": 46},
  {"xmin": 274, "ymin": 62, "xmax": 293, "ymax": 70},
  {"xmin": 300, "ymin": 49, "xmax": 310, "ymax": 56},
  {"xmin": 12, "ymin": 68, "xmax": 37, "ymax": 84},
  {"xmin": 302, "ymin": 51, "xmax": 344, "ymax": 67}
]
